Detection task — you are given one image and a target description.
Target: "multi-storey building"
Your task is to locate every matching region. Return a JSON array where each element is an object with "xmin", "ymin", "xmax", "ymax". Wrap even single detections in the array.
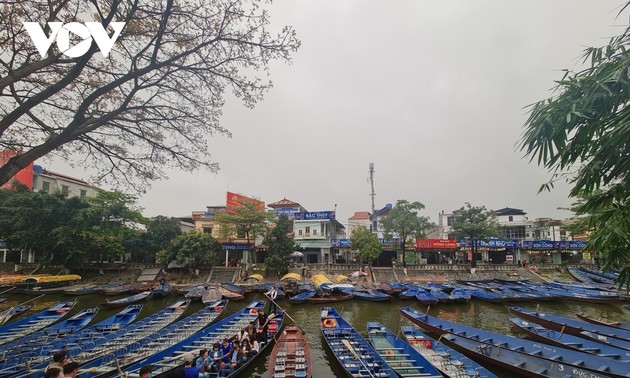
[{"xmin": 32, "ymin": 165, "xmax": 98, "ymax": 198}]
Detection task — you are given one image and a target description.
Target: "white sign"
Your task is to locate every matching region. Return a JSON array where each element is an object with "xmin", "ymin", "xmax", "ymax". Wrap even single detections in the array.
[{"xmin": 23, "ymin": 22, "xmax": 125, "ymax": 58}]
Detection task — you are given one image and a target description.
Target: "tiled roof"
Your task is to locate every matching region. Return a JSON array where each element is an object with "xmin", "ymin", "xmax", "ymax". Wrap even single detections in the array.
[
  {"xmin": 348, "ymin": 211, "xmax": 371, "ymax": 220},
  {"xmin": 495, "ymin": 207, "xmax": 527, "ymax": 216},
  {"xmin": 268, "ymin": 198, "xmax": 301, "ymax": 208}
]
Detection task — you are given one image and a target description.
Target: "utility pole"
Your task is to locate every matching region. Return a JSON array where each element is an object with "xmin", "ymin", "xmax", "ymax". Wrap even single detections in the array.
[{"xmin": 369, "ymin": 162, "xmax": 376, "ymax": 233}]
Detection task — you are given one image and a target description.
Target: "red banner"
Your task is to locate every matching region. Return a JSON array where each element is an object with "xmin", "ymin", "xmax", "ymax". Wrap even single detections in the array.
[
  {"xmin": 415, "ymin": 239, "xmax": 458, "ymax": 249},
  {"xmin": 226, "ymin": 192, "xmax": 264, "ymax": 214},
  {"xmin": 0, "ymin": 150, "xmax": 33, "ymax": 190}
]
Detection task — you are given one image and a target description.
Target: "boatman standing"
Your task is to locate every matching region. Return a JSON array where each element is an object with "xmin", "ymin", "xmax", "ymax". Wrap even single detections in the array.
[{"xmin": 265, "ymin": 285, "xmax": 278, "ymax": 314}]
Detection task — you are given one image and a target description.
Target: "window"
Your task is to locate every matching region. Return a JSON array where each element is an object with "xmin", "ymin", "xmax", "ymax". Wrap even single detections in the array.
[
  {"xmin": 321, "ymin": 223, "xmax": 325, "ymax": 235},
  {"xmin": 508, "ymin": 216, "xmax": 513, "ymax": 222},
  {"xmin": 305, "ymin": 226, "xmax": 310, "ymax": 235},
  {"xmin": 203, "ymin": 227, "xmax": 213, "ymax": 234},
  {"xmin": 298, "ymin": 229, "xmax": 303, "ymax": 236},
  {"xmin": 79, "ymin": 189, "xmax": 87, "ymax": 197},
  {"xmin": 447, "ymin": 216, "xmax": 454, "ymax": 226},
  {"xmin": 61, "ymin": 185, "xmax": 69, "ymax": 195},
  {"xmin": 313, "ymin": 229, "xmax": 317, "ymax": 236},
  {"xmin": 41, "ymin": 181, "xmax": 50, "ymax": 192}
]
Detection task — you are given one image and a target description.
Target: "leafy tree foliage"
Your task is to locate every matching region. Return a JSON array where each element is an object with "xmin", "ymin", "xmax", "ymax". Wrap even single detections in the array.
[
  {"xmin": 450, "ymin": 203, "xmax": 501, "ymax": 269},
  {"xmin": 379, "ymin": 200, "xmax": 434, "ymax": 266},
  {"xmin": 265, "ymin": 215, "xmax": 299, "ymax": 276},
  {"xmin": 0, "ymin": 0, "xmax": 300, "ymax": 190},
  {"xmin": 137, "ymin": 216, "xmax": 182, "ymax": 263},
  {"xmin": 349, "ymin": 225, "xmax": 382, "ymax": 265},
  {"xmin": 215, "ymin": 197, "xmax": 271, "ymax": 263},
  {"xmin": 519, "ymin": 10, "xmax": 630, "ymax": 286},
  {"xmin": 158, "ymin": 231, "xmax": 222, "ymax": 267}
]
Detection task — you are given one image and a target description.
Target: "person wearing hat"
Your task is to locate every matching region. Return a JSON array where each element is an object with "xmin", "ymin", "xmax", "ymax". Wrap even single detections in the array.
[
  {"xmin": 139, "ymin": 365, "xmax": 152, "ymax": 378},
  {"xmin": 62, "ymin": 362, "xmax": 79, "ymax": 378},
  {"xmin": 46, "ymin": 350, "xmax": 67, "ymax": 378}
]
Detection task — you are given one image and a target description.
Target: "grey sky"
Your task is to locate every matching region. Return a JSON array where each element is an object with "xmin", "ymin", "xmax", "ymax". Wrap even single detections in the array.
[{"xmin": 44, "ymin": 0, "xmax": 628, "ymax": 224}]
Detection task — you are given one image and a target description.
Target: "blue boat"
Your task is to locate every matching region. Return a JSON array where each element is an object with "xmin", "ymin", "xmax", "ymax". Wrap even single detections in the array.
[
  {"xmin": 576, "ymin": 312, "xmax": 630, "ymax": 331},
  {"xmin": 152, "ymin": 278, "xmax": 172, "ymax": 297},
  {"xmin": 102, "ymin": 291, "xmax": 151, "ymax": 307},
  {"xmin": 401, "ymin": 307, "xmax": 630, "ymax": 378},
  {"xmin": 0, "ymin": 301, "xmax": 75, "ymax": 345},
  {"xmin": 288, "ymin": 290, "xmax": 316, "ymax": 304},
  {"xmin": 221, "ymin": 282, "xmax": 246, "ymax": 294},
  {"xmin": 366, "ymin": 322, "xmax": 442, "ymax": 377},
  {"xmin": 77, "ymin": 300, "xmax": 227, "ymax": 377},
  {"xmin": 340, "ymin": 289, "xmax": 391, "ymax": 302},
  {"xmin": 121, "ymin": 301, "xmax": 280, "ymax": 378},
  {"xmin": 510, "ymin": 317, "xmax": 630, "ymax": 361},
  {"xmin": 441, "ymin": 332, "xmax": 612, "ymax": 378},
  {"xmin": 414, "ymin": 289, "xmax": 439, "ymax": 305},
  {"xmin": 509, "ymin": 306, "xmax": 630, "ymax": 342},
  {"xmin": 15, "ymin": 301, "xmax": 190, "ymax": 378},
  {"xmin": 400, "ymin": 325, "xmax": 497, "ymax": 378},
  {"xmin": 320, "ymin": 307, "xmax": 396, "ymax": 377}
]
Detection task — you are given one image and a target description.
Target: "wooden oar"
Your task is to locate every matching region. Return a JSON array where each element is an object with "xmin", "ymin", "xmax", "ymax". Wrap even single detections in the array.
[
  {"xmin": 341, "ymin": 339, "xmax": 376, "ymax": 378},
  {"xmin": 0, "ymin": 287, "xmax": 16, "ymax": 295},
  {"xmin": 264, "ymin": 293, "xmax": 306, "ymax": 335}
]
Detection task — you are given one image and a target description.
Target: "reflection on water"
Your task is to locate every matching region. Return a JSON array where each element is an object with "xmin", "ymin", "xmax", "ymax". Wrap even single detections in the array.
[{"xmin": 0, "ymin": 291, "xmax": 628, "ymax": 378}]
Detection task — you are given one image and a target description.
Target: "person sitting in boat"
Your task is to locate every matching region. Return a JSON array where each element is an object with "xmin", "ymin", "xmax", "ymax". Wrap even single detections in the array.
[
  {"xmin": 209, "ymin": 342, "xmax": 223, "ymax": 373},
  {"xmin": 247, "ymin": 333, "xmax": 260, "ymax": 356},
  {"xmin": 139, "ymin": 365, "xmax": 152, "ymax": 378},
  {"xmin": 63, "ymin": 362, "xmax": 79, "ymax": 378},
  {"xmin": 246, "ymin": 322, "xmax": 256, "ymax": 338},
  {"xmin": 183, "ymin": 354, "xmax": 199, "ymax": 378},
  {"xmin": 194, "ymin": 349, "xmax": 211, "ymax": 378},
  {"xmin": 219, "ymin": 338, "xmax": 233, "ymax": 365},
  {"xmin": 221, "ymin": 340, "xmax": 243, "ymax": 376},
  {"xmin": 46, "ymin": 350, "xmax": 67, "ymax": 378},
  {"xmin": 235, "ymin": 326, "xmax": 249, "ymax": 343},
  {"xmin": 44, "ymin": 368, "xmax": 61, "ymax": 378},
  {"xmin": 240, "ymin": 338, "xmax": 253, "ymax": 362}
]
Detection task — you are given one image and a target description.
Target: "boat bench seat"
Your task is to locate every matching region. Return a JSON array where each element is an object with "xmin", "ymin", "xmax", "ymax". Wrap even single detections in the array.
[
  {"xmin": 548, "ymin": 354, "xmax": 562, "ymax": 361},
  {"xmin": 384, "ymin": 359, "xmax": 416, "ymax": 364}
]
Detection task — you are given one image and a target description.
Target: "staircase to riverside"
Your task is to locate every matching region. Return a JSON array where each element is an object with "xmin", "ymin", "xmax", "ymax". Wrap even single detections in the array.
[
  {"xmin": 371, "ymin": 267, "xmax": 397, "ymax": 283},
  {"xmin": 208, "ymin": 267, "xmax": 238, "ymax": 284}
]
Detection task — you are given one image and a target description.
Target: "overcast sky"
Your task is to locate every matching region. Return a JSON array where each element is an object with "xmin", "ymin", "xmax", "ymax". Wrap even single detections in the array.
[{"xmin": 42, "ymin": 0, "xmax": 628, "ymax": 224}]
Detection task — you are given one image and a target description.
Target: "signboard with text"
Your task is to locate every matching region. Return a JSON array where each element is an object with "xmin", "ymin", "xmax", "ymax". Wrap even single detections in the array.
[
  {"xmin": 226, "ymin": 192, "xmax": 264, "ymax": 214},
  {"xmin": 416, "ymin": 239, "xmax": 458, "ymax": 249},
  {"xmin": 294, "ymin": 211, "xmax": 336, "ymax": 220}
]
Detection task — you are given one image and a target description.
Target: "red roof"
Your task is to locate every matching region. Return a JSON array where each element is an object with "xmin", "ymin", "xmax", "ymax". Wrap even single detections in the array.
[
  {"xmin": 268, "ymin": 198, "xmax": 301, "ymax": 208},
  {"xmin": 348, "ymin": 211, "xmax": 371, "ymax": 220}
]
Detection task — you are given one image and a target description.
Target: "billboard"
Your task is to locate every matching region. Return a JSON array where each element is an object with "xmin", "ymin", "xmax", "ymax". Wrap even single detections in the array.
[
  {"xmin": 0, "ymin": 150, "xmax": 33, "ymax": 190},
  {"xmin": 226, "ymin": 192, "xmax": 264, "ymax": 214},
  {"xmin": 293, "ymin": 211, "xmax": 336, "ymax": 220},
  {"xmin": 415, "ymin": 239, "xmax": 458, "ymax": 249}
]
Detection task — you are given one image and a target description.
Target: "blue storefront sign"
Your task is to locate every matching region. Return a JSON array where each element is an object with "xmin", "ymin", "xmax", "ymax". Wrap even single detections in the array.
[
  {"xmin": 330, "ymin": 238, "xmax": 401, "ymax": 247},
  {"xmin": 274, "ymin": 207, "xmax": 300, "ymax": 218},
  {"xmin": 458, "ymin": 239, "xmax": 522, "ymax": 248},
  {"xmin": 457, "ymin": 238, "xmax": 587, "ymax": 250},
  {"xmin": 294, "ymin": 211, "xmax": 336, "ymax": 220}
]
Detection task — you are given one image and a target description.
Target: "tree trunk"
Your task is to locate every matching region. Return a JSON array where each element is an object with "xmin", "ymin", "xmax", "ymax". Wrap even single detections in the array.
[{"xmin": 401, "ymin": 239, "xmax": 406, "ymax": 268}]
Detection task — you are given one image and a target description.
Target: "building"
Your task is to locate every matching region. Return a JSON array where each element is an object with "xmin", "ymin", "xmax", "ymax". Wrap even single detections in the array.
[
  {"xmin": 292, "ymin": 210, "xmax": 345, "ymax": 264},
  {"xmin": 347, "ymin": 211, "xmax": 371, "ymax": 237},
  {"xmin": 32, "ymin": 165, "xmax": 98, "ymax": 198}
]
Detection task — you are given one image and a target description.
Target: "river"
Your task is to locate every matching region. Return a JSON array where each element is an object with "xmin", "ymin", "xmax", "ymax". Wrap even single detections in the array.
[{"xmin": 1, "ymin": 291, "xmax": 628, "ymax": 378}]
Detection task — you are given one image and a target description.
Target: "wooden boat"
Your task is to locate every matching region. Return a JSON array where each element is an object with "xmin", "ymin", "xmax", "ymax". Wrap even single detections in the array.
[
  {"xmin": 306, "ymin": 294, "xmax": 353, "ymax": 303},
  {"xmin": 121, "ymin": 301, "xmax": 281, "ymax": 378},
  {"xmin": 320, "ymin": 307, "xmax": 396, "ymax": 378},
  {"xmin": 414, "ymin": 289, "xmax": 439, "ymax": 305},
  {"xmin": 75, "ymin": 300, "xmax": 227, "ymax": 377},
  {"xmin": 102, "ymin": 291, "xmax": 151, "ymax": 308},
  {"xmin": 0, "ymin": 305, "xmax": 30, "ymax": 326},
  {"xmin": 269, "ymin": 324, "xmax": 311, "ymax": 378},
  {"xmin": 366, "ymin": 322, "xmax": 442, "ymax": 377},
  {"xmin": 288, "ymin": 290, "xmax": 316, "ymax": 304},
  {"xmin": 441, "ymin": 332, "xmax": 612, "ymax": 378},
  {"xmin": 104, "ymin": 282, "xmax": 145, "ymax": 296},
  {"xmin": 508, "ymin": 306, "xmax": 630, "ymax": 342},
  {"xmin": 63, "ymin": 281, "xmax": 126, "ymax": 295},
  {"xmin": 0, "ymin": 308, "xmax": 98, "ymax": 366},
  {"xmin": 378, "ymin": 282, "xmax": 405, "ymax": 296},
  {"xmin": 219, "ymin": 286, "xmax": 245, "ymax": 300},
  {"xmin": 202, "ymin": 286, "xmax": 222, "ymax": 304},
  {"xmin": 509, "ymin": 317, "xmax": 630, "ymax": 361},
  {"xmin": 577, "ymin": 312, "xmax": 630, "ymax": 331},
  {"xmin": 221, "ymin": 282, "xmax": 246, "ymax": 294},
  {"xmin": 20, "ymin": 301, "xmax": 190, "ymax": 376},
  {"xmin": 184, "ymin": 285, "xmax": 206, "ymax": 300},
  {"xmin": 0, "ymin": 301, "xmax": 75, "ymax": 345},
  {"xmin": 152, "ymin": 279, "xmax": 172, "ymax": 297},
  {"xmin": 401, "ymin": 325, "xmax": 498, "ymax": 378},
  {"xmin": 341, "ymin": 289, "xmax": 391, "ymax": 302},
  {"xmin": 0, "ymin": 304, "xmax": 143, "ymax": 377},
  {"xmin": 18, "ymin": 274, "xmax": 81, "ymax": 289},
  {"xmin": 401, "ymin": 307, "xmax": 630, "ymax": 378}
]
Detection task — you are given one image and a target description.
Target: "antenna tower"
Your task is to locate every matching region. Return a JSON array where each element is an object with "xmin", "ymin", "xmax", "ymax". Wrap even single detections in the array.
[{"xmin": 369, "ymin": 162, "xmax": 376, "ymax": 232}]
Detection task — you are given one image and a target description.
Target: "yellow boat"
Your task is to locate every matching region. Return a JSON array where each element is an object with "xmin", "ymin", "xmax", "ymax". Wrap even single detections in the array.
[
  {"xmin": 22, "ymin": 274, "xmax": 81, "ymax": 284},
  {"xmin": 0, "ymin": 274, "xmax": 51, "ymax": 286},
  {"xmin": 280, "ymin": 273, "xmax": 302, "ymax": 282}
]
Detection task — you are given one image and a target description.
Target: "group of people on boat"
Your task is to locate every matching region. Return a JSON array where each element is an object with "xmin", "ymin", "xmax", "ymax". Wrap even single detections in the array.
[{"xmin": 183, "ymin": 308, "xmax": 272, "ymax": 377}]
